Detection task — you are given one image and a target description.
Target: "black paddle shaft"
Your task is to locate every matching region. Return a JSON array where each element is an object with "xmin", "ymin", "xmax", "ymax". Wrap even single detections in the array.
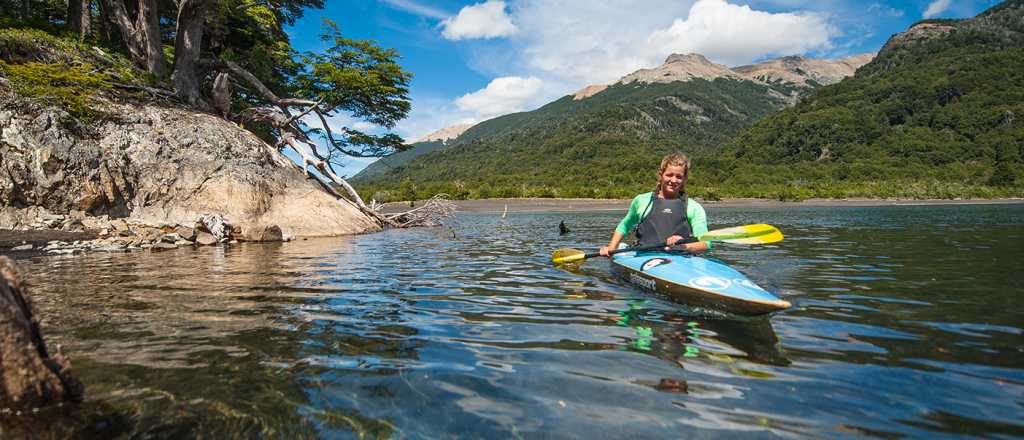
[{"xmin": 584, "ymin": 241, "xmax": 694, "ymax": 259}]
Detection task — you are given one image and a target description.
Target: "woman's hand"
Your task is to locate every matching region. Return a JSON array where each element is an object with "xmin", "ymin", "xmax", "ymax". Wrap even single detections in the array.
[
  {"xmin": 665, "ymin": 235, "xmax": 689, "ymax": 252},
  {"xmin": 599, "ymin": 246, "xmax": 611, "ymax": 257}
]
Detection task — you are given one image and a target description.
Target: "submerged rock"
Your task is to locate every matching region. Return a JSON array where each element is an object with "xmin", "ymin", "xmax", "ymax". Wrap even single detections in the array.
[{"xmin": 0, "ymin": 256, "xmax": 84, "ymax": 412}]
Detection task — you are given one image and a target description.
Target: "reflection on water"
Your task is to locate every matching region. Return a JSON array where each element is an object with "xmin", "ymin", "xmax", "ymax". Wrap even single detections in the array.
[{"xmin": 7, "ymin": 204, "xmax": 1024, "ymax": 438}]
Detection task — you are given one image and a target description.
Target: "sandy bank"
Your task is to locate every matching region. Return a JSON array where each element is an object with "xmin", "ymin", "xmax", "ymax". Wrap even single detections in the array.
[{"xmin": 386, "ymin": 197, "xmax": 1024, "ymax": 214}]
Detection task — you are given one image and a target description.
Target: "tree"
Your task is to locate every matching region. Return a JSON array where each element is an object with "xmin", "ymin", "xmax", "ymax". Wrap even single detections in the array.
[
  {"xmin": 228, "ymin": 21, "xmax": 413, "ymax": 222},
  {"xmin": 66, "ymin": 0, "xmax": 90, "ymax": 38},
  {"xmin": 105, "ymin": 0, "xmax": 165, "ymax": 78}
]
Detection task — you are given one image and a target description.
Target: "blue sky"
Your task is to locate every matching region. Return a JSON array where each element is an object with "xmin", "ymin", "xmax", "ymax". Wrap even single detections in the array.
[{"xmin": 286, "ymin": 0, "xmax": 998, "ymax": 176}]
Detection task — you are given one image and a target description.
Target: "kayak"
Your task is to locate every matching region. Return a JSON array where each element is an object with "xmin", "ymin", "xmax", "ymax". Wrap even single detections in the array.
[{"xmin": 610, "ymin": 250, "xmax": 790, "ymax": 315}]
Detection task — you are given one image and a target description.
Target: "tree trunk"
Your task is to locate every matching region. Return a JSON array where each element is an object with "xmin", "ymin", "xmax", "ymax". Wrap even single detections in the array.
[
  {"xmin": 66, "ymin": 0, "xmax": 91, "ymax": 38},
  {"xmin": 106, "ymin": 0, "xmax": 146, "ymax": 69},
  {"xmin": 172, "ymin": 0, "xmax": 210, "ymax": 107},
  {"xmin": 136, "ymin": 0, "xmax": 166, "ymax": 78},
  {"xmin": 97, "ymin": 0, "xmax": 113, "ymax": 44},
  {"xmin": 20, "ymin": 0, "xmax": 30, "ymax": 21}
]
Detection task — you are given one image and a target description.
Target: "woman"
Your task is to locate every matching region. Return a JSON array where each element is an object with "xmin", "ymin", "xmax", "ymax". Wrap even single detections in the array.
[{"xmin": 599, "ymin": 152, "xmax": 709, "ymax": 257}]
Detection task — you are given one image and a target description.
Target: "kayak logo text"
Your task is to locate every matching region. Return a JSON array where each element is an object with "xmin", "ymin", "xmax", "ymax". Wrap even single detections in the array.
[{"xmin": 629, "ymin": 273, "xmax": 657, "ymax": 291}]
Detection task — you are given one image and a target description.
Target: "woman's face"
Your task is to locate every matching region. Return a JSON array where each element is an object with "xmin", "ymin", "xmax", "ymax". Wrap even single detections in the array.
[{"xmin": 659, "ymin": 165, "xmax": 686, "ymax": 196}]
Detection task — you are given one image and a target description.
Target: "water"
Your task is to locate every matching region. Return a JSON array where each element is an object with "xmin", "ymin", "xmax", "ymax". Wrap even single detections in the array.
[{"xmin": 5, "ymin": 204, "xmax": 1024, "ymax": 438}]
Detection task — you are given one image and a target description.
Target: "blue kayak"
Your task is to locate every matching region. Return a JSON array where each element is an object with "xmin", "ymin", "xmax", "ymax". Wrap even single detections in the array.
[{"xmin": 610, "ymin": 251, "xmax": 790, "ymax": 315}]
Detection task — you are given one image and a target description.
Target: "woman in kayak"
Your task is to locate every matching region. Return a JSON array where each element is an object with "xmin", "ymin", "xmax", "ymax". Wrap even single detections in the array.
[{"xmin": 599, "ymin": 152, "xmax": 709, "ymax": 257}]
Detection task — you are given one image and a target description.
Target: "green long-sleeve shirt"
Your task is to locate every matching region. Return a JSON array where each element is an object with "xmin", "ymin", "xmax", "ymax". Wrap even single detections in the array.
[{"xmin": 615, "ymin": 192, "xmax": 710, "ymax": 246}]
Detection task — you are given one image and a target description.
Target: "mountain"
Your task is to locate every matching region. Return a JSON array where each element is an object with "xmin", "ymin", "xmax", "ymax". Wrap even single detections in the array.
[
  {"xmin": 353, "ymin": 123, "xmax": 474, "ymax": 180},
  {"xmin": 355, "ymin": 52, "xmax": 871, "ymax": 200},
  {"xmin": 721, "ymin": 0, "xmax": 1024, "ymax": 198}
]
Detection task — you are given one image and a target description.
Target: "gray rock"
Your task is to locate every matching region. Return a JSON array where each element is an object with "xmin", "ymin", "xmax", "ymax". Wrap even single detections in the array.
[
  {"xmin": 174, "ymin": 226, "xmax": 196, "ymax": 241},
  {"xmin": 256, "ymin": 225, "xmax": 283, "ymax": 242},
  {"xmin": 195, "ymin": 231, "xmax": 218, "ymax": 246},
  {"xmin": 112, "ymin": 220, "xmax": 132, "ymax": 236},
  {"xmin": 150, "ymin": 242, "xmax": 178, "ymax": 251}
]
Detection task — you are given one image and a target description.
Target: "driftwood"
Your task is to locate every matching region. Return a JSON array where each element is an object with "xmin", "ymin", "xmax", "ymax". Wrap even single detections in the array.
[
  {"xmin": 384, "ymin": 194, "xmax": 456, "ymax": 228},
  {"xmin": 0, "ymin": 256, "xmax": 83, "ymax": 415}
]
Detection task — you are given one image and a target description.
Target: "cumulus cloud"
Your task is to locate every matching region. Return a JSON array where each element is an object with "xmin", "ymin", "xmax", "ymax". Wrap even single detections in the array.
[
  {"xmin": 441, "ymin": 1, "xmax": 517, "ymax": 40},
  {"xmin": 507, "ymin": 0, "xmax": 836, "ymax": 85},
  {"xmin": 455, "ymin": 76, "xmax": 544, "ymax": 119},
  {"xmin": 922, "ymin": 0, "xmax": 953, "ymax": 18},
  {"xmin": 644, "ymin": 0, "xmax": 834, "ymax": 67}
]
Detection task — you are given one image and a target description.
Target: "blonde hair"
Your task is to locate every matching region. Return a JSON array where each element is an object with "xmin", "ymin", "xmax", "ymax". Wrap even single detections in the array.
[{"xmin": 654, "ymin": 152, "xmax": 691, "ymax": 194}]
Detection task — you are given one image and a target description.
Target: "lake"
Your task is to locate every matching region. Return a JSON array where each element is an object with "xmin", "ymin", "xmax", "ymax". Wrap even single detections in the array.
[{"xmin": 7, "ymin": 203, "xmax": 1024, "ymax": 438}]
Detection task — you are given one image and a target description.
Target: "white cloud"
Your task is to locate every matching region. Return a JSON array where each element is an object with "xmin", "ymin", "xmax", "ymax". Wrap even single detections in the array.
[
  {"xmin": 644, "ymin": 0, "xmax": 835, "ymax": 66},
  {"xmin": 455, "ymin": 76, "xmax": 544, "ymax": 119},
  {"xmin": 868, "ymin": 3, "xmax": 904, "ymax": 17},
  {"xmin": 505, "ymin": 0, "xmax": 836, "ymax": 85},
  {"xmin": 922, "ymin": 0, "xmax": 953, "ymax": 18},
  {"xmin": 441, "ymin": 1, "xmax": 517, "ymax": 40},
  {"xmin": 381, "ymin": 0, "xmax": 449, "ymax": 19}
]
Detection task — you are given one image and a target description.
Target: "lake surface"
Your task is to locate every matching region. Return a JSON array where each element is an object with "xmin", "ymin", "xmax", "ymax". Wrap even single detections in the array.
[{"xmin": 6, "ymin": 203, "xmax": 1024, "ymax": 438}]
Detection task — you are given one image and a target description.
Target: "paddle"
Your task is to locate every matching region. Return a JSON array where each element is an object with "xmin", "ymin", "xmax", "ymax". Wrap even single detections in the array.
[{"xmin": 551, "ymin": 223, "xmax": 783, "ymax": 265}]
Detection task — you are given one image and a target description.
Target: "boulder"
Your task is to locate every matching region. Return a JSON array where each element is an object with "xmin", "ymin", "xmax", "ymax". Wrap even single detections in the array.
[
  {"xmin": 245, "ymin": 224, "xmax": 283, "ymax": 242},
  {"xmin": 0, "ymin": 83, "xmax": 380, "ymax": 238},
  {"xmin": 174, "ymin": 226, "xmax": 196, "ymax": 241},
  {"xmin": 195, "ymin": 231, "xmax": 218, "ymax": 246},
  {"xmin": 0, "ymin": 256, "xmax": 84, "ymax": 410}
]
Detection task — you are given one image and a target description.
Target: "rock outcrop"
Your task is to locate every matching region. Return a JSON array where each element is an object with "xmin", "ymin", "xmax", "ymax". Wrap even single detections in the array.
[
  {"xmin": 0, "ymin": 256, "xmax": 83, "ymax": 413},
  {"xmin": 880, "ymin": 22, "xmax": 956, "ymax": 53},
  {"xmin": 734, "ymin": 53, "xmax": 874, "ymax": 87},
  {"xmin": 414, "ymin": 123, "xmax": 475, "ymax": 144},
  {"xmin": 0, "ymin": 80, "xmax": 380, "ymax": 240}
]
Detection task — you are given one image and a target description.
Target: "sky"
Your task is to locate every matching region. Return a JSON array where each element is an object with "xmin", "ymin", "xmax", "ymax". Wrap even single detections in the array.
[{"xmin": 286, "ymin": 0, "xmax": 999, "ymax": 176}]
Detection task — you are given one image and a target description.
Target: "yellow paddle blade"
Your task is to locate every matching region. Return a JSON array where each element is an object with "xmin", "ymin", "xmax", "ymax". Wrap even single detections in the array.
[
  {"xmin": 700, "ymin": 223, "xmax": 783, "ymax": 244},
  {"xmin": 552, "ymin": 248, "xmax": 586, "ymax": 264}
]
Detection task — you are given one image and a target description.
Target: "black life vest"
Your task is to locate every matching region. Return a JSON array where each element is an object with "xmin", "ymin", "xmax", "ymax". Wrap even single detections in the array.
[{"xmin": 635, "ymin": 192, "xmax": 692, "ymax": 247}]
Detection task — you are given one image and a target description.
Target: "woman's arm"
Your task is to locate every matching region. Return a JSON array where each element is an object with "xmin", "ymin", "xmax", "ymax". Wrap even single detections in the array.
[{"xmin": 599, "ymin": 231, "xmax": 625, "ymax": 257}]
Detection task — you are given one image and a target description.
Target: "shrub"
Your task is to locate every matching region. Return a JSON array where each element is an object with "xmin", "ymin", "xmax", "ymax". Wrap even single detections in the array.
[{"xmin": 0, "ymin": 60, "xmax": 109, "ymax": 121}]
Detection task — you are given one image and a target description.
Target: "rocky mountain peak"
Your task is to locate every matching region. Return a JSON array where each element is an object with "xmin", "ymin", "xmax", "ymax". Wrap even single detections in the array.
[
  {"xmin": 619, "ymin": 53, "xmax": 739, "ymax": 85},
  {"xmin": 664, "ymin": 53, "xmax": 713, "ymax": 65},
  {"xmin": 415, "ymin": 122, "xmax": 475, "ymax": 143}
]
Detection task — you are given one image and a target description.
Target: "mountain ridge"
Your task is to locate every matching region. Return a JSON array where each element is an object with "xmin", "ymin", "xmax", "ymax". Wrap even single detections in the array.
[{"xmin": 355, "ymin": 51, "xmax": 871, "ymax": 181}]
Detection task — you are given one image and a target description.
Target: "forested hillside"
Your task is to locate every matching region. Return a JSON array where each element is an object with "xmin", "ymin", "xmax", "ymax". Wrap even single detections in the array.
[{"xmin": 716, "ymin": 0, "xmax": 1024, "ymax": 199}]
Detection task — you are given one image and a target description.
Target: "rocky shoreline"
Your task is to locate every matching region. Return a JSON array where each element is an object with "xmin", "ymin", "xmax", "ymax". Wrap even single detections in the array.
[{"xmin": 0, "ymin": 208, "xmax": 285, "ymax": 257}]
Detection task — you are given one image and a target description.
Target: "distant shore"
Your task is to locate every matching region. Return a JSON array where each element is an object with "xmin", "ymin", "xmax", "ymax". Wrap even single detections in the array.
[{"xmin": 385, "ymin": 197, "xmax": 1024, "ymax": 214}]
